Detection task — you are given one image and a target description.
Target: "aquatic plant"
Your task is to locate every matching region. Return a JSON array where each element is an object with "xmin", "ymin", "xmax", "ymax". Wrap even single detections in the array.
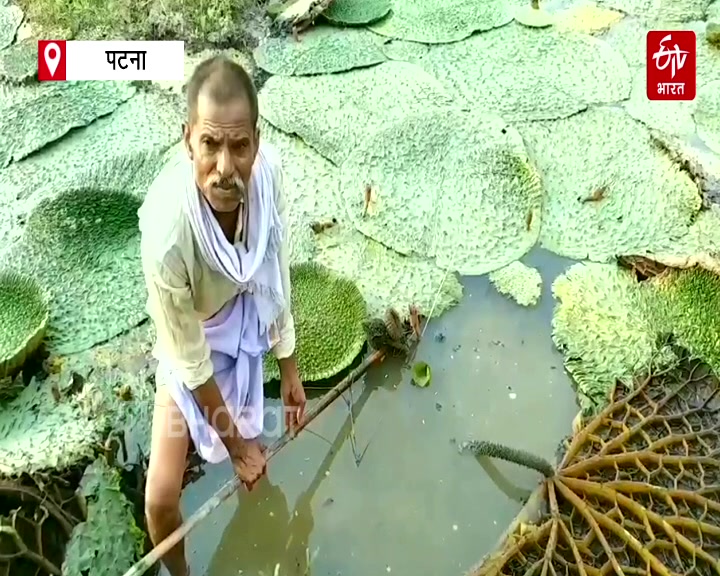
[
  {"xmin": 263, "ymin": 262, "xmax": 368, "ymax": 382},
  {"xmin": 552, "ymin": 260, "xmax": 720, "ymax": 414},
  {"xmin": 62, "ymin": 458, "xmax": 146, "ymax": 576},
  {"xmin": 411, "ymin": 361, "xmax": 432, "ymax": 387},
  {"xmin": 0, "ymin": 2, "xmax": 23, "ymax": 50},
  {"xmin": 253, "ymin": 26, "xmax": 386, "ymax": 76},
  {"xmin": 5, "ymin": 188, "xmax": 146, "ymax": 354},
  {"xmin": 0, "ymin": 271, "xmax": 49, "ymax": 379},
  {"xmin": 465, "ymin": 350, "xmax": 720, "ymax": 575},
  {"xmin": 367, "ymin": 0, "xmax": 514, "ymax": 43},
  {"xmin": 0, "ymin": 39, "xmax": 39, "ymax": 83},
  {"xmin": 514, "ymin": 0, "xmax": 555, "ymax": 28},
  {"xmin": 489, "ymin": 261, "xmax": 543, "ymax": 306},
  {"xmin": 694, "ymin": 80, "xmax": 720, "ymax": 155},
  {"xmin": 322, "ymin": 0, "xmax": 390, "ymax": 25},
  {"xmin": 0, "ymin": 81, "xmax": 136, "ymax": 168},
  {"xmin": 338, "ymin": 109, "xmax": 544, "ymax": 276}
]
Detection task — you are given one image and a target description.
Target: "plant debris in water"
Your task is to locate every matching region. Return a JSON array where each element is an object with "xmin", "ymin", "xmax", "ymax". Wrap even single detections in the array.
[
  {"xmin": 411, "ymin": 361, "xmax": 432, "ymax": 387},
  {"xmin": 467, "ymin": 350, "xmax": 720, "ymax": 575}
]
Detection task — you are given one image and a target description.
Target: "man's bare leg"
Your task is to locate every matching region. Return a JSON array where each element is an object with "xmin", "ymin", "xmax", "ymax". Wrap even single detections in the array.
[{"xmin": 146, "ymin": 386, "xmax": 191, "ymax": 576}]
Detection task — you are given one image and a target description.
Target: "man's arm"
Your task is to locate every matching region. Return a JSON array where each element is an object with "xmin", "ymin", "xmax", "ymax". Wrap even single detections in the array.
[{"xmin": 144, "ymin": 251, "xmax": 250, "ymax": 457}]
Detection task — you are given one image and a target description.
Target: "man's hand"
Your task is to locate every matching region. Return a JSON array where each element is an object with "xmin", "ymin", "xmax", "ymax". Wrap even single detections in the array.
[
  {"xmin": 279, "ymin": 357, "xmax": 306, "ymax": 434},
  {"xmin": 230, "ymin": 439, "xmax": 266, "ymax": 491}
]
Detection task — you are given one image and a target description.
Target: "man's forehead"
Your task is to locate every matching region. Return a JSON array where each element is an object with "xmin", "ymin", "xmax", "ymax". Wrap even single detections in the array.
[{"xmin": 195, "ymin": 90, "xmax": 253, "ymax": 125}]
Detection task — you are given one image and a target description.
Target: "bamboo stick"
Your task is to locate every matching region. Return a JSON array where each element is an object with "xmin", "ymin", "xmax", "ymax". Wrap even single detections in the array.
[{"xmin": 121, "ymin": 349, "xmax": 385, "ymax": 576}]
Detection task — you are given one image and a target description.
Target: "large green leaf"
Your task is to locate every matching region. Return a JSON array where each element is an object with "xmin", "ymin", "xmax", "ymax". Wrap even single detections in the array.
[
  {"xmin": 368, "ymin": 0, "xmax": 514, "ymax": 43},
  {"xmin": 0, "ymin": 3, "xmax": 22, "ymax": 50},
  {"xmin": 518, "ymin": 107, "xmax": 702, "ymax": 261},
  {"xmin": 253, "ymin": 25, "xmax": 386, "ymax": 76},
  {"xmin": 596, "ymin": 0, "xmax": 711, "ymax": 21},
  {"xmin": 338, "ymin": 108, "xmax": 543, "ymax": 275},
  {"xmin": 0, "ymin": 91, "xmax": 183, "ymax": 258},
  {"xmin": 489, "ymin": 261, "xmax": 543, "ymax": 307},
  {"xmin": 416, "ymin": 23, "xmax": 631, "ymax": 121},
  {"xmin": 0, "ymin": 38, "xmax": 37, "ymax": 83},
  {"xmin": 258, "ymin": 60, "xmax": 454, "ymax": 165},
  {"xmin": 323, "ymin": 0, "xmax": 390, "ymax": 25},
  {"xmin": 263, "ymin": 262, "xmax": 367, "ymax": 382},
  {"xmin": 259, "ymin": 121, "xmax": 463, "ymax": 320},
  {"xmin": 62, "ymin": 458, "xmax": 145, "ymax": 576},
  {"xmin": 694, "ymin": 80, "xmax": 720, "ymax": 154},
  {"xmin": 0, "ymin": 81, "xmax": 137, "ymax": 168}
]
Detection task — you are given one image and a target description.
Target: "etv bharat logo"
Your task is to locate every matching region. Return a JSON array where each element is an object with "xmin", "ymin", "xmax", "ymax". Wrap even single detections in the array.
[{"xmin": 646, "ymin": 31, "xmax": 696, "ymax": 101}]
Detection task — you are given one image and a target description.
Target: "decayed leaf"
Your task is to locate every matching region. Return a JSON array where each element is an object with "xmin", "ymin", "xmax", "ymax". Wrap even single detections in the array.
[
  {"xmin": 253, "ymin": 25, "xmax": 386, "ymax": 76},
  {"xmin": 258, "ymin": 61, "xmax": 455, "ymax": 165},
  {"xmin": 467, "ymin": 351, "xmax": 720, "ymax": 575},
  {"xmin": 519, "ymin": 107, "xmax": 703, "ymax": 261},
  {"xmin": 62, "ymin": 458, "xmax": 145, "ymax": 576},
  {"xmin": 417, "ymin": 23, "xmax": 631, "ymax": 122},
  {"xmin": 0, "ymin": 81, "xmax": 137, "ymax": 168},
  {"xmin": 489, "ymin": 261, "xmax": 543, "ymax": 307},
  {"xmin": 368, "ymin": 0, "xmax": 515, "ymax": 43},
  {"xmin": 338, "ymin": 109, "xmax": 544, "ymax": 275}
]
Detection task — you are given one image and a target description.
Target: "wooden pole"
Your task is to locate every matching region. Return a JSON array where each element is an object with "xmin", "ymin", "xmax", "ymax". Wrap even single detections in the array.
[{"xmin": 121, "ymin": 349, "xmax": 385, "ymax": 576}]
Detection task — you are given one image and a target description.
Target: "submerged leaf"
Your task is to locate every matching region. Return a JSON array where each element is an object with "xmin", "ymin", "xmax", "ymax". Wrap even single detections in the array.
[
  {"xmin": 253, "ymin": 26, "xmax": 386, "ymax": 76},
  {"xmin": 411, "ymin": 361, "xmax": 432, "ymax": 387},
  {"xmin": 338, "ymin": 109, "xmax": 543, "ymax": 275},
  {"xmin": 417, "ymin": 24, "xmax": 631, "ymax": 121}
]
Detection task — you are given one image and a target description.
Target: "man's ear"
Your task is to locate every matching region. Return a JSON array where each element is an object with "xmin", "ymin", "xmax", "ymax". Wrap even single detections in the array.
[{"xmin": 182, "ymin": 122, "xmax": 193, "ymax": 159}]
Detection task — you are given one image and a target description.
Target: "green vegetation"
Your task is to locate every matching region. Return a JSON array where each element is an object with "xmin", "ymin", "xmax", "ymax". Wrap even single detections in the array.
[
  {"xmin": 489, "ymin": 261, "xmax": 543, "ymax": 307},
  {"xmin": 16, "ymin": 0, "xmax": 260, "ymax": 47},
  {"xmin": 263, "ymin": 262, "xmax": 368, "ymax": 382}
]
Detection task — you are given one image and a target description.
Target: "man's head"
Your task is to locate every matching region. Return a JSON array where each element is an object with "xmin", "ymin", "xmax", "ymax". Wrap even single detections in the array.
[{"xmin": 184, "ymin": 56, "xmax": 260, "ymax": 213}]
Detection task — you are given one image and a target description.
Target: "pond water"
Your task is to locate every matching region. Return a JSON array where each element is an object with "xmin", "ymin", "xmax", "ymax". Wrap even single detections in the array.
[{"xmin": 177, "ymin": 248, "xmax": 580, "ymax": 576}]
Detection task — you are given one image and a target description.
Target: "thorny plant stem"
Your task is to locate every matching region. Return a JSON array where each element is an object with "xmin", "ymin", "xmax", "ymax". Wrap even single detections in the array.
[{"xmin": 121, "ymin": 349, "xmax": 385, "ymax": 576}]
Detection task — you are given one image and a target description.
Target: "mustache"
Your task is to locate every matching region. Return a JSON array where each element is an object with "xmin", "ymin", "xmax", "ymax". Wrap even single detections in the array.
[{"xmin": 211, "ymin": 176, "xmax": 245, "ymax": 191}]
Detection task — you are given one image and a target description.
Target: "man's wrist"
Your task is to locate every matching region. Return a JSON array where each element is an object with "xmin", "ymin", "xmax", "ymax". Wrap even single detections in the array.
[{"xmin": 277, "ymin": 354, "xmax": 298, "ymax": 378}]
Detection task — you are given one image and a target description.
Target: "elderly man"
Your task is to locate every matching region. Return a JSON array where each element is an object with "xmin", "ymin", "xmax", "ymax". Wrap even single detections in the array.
[{"xmin": 138, "ymin": 56, "xmax": 306, "ymax": 576}]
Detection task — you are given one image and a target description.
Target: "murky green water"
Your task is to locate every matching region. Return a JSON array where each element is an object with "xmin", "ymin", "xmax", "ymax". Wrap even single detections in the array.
[{"xmin": 177, "ymin": 249, "xmax": 579, "ymax": 576}]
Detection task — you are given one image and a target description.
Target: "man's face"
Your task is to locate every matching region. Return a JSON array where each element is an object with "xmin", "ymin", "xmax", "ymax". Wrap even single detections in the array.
[{"xmin": 184, "ymin": 91, "xmax": 259, "ymax": 213}]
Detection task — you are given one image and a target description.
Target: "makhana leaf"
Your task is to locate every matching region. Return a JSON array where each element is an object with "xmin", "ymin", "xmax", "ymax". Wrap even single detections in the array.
[
  {"xmin": 488, "ymin": 261, "xmax": 543, "ymax": 307},
  {"xmin": 694, "ymin": 80, "xmax": 720, "ymax": 155}
]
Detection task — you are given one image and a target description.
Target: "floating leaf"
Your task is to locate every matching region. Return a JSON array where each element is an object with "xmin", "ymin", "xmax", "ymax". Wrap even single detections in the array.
[
  {"xmin": 411, "ymin": 361, "xmax": 432, "ymax": 387},
  {"xmin": 596, "ymin": 0, "xmax": 711, "ymax": 21},
  {"xmin": 489, "ymin": 261, "xmax": 543, "ymax": 306},
  {"xmin": 0, "ymin": 3, "xmax": 22, "ymax": 50},
  {"xmin": 323, "ymin": 0, "xmax": 390, "ymax": 25},
  {"xmin": 694, "ymin": 79, "xmax": 720, "ymax": 155}
]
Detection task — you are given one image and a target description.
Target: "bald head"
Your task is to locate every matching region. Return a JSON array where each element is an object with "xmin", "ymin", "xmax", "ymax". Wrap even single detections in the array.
[{"xmin": 186, "ymin": 56, "xmax": 258, "ymax": 127}]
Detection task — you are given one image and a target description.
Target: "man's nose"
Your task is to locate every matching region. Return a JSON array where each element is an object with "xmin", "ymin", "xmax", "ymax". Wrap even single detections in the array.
[{"xmin": 216, "ymin": 147, "xmax": 233, "ymax": 177}]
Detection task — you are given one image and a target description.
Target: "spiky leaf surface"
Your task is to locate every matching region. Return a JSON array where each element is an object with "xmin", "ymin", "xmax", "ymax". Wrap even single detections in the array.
[
  {"xmin": 519, "ymin": 107, "xmax": 702, "ymax": 261},
  {"xmin": 0, "ymin": 378, "xmax": 103, "ymax": 475},
  {"xmin": 62, "ymin": 458, "xmax": 145, "ymax": 576},
  {"xmin": 694, "ymin": 80, "xmax": 720, "ymax": 155},
  {"xmin": 0, "ymin": 91, "xmax": 183, "ymax": 260},
  {"xmin": 552, "ymin": 261, "xmax": 720, "ymax": 413},
  {"xmin": 254, "ymin": 26, "xmax": 386, "ymax": 76},
  {"xmin": 489, "ymin": 261, "xmax": 542, "ymax": 307},
  {"xmin": 417, "ymin": 24, "xmax": 631, "ymax": 121},
  {"xmin": 0, "ymin": 3, "xmax": 22, "ymax": 50},
  {"xmin": 380, "ymin": 39, "xmax": 429, "ymax": 62},
  {"xmin": 368, "ymin": 0, "xmax": 514, "ymax": 43},
  {"xmin": 0, "ymin": 271, "xmax": 48, "ymax": 378},
  {"xmin": 323, "ymin": 0, "xmax": 390, "ymax": 25},
  {"xmin": 264, "ymin": 262, "xmax": 367, "ymax": 382},
  {"xmin": 0, "ymin": 38, "xmax": 37, "ymax": 83},
  {"xmin": 472, "ymin": 352, "xmax": 720, "ymax": 575},
  {"xmin": 596, "ymin": 0, "xmax": 711, "ymax": 21},
  {"xmin": 5, "ymin": 189, "xmax": 145, "ymax": 354},
  {"xmin": 551, "ymin": 262, "xmax": 662, "ymax": 413},
  {"xmin": 258, "ymin": 61, "xmax": 454, "ymax": 165},
  {"xmin": 0, "ymin": 81, "xmax": 137, "ymax": 168},
  {"xmin": 338, "ymin": 109, "xmax": 543, "ymax": 275}
]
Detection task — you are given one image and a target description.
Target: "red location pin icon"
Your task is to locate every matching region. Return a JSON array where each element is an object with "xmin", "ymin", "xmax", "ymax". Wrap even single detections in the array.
[{"xmin": 44, "ymin": 43, "xmax": 61, "ymax": 77}]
